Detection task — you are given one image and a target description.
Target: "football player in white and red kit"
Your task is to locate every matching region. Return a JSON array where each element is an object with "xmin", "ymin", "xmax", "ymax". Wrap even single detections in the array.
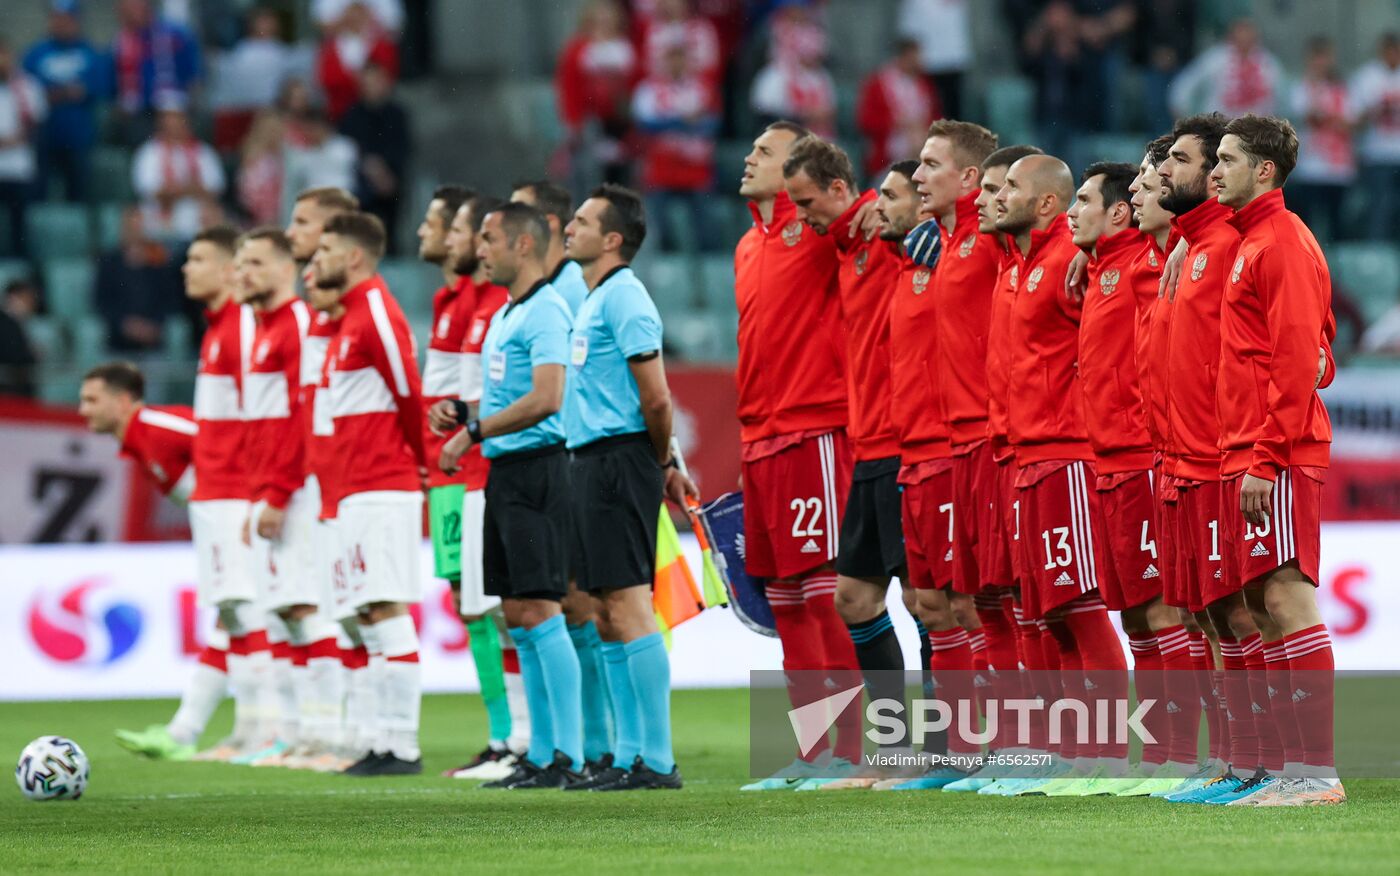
[
  {"xmin": 311, "ymin": 211, "xmax": 429, "ymax": 776},
  {"xmin": 286, "ymin": 186, "xmax": 363, "ymax": 769},
  {"xmin": 235, "ymin": 228, "xmax": 348, "ymax": 769},
  {"xmin": 84, "ymin": 363, "xmax": 225, "ymax": 761},
  {"xmin": 178, "ymin": 225, "xmax": 275, "ymax": 762}
]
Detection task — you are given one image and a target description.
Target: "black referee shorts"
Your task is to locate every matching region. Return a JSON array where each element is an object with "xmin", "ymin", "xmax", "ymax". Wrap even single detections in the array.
[
  {"xmin": 483, "ymin": 442, "xmax": 571, "ymax": 601},
  {"xmin": 835, "ymin": 456, "xmax": 906, "ymax": 579},
  {"xmin": 570, "ymin": 432, "xmax": 663, "ymax": 594}
]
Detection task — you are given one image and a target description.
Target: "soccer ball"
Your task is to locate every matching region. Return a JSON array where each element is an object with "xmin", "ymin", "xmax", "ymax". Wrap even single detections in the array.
[{"xmin": 15, "ymin": 737, "xmax": 89, "ymax": 801}]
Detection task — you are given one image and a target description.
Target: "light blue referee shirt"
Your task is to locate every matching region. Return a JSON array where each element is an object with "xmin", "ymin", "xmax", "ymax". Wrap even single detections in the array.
[
  {"xmin": 479, "ymin": 280, "xmax": 573, "ymax": 459},
  {"xmin": 564, "ymin": 265, "xmax": 663, "ymax": 449},
  {"xmin": 549, "ymin": 258, "xmax": 588, "ymax": 315}
]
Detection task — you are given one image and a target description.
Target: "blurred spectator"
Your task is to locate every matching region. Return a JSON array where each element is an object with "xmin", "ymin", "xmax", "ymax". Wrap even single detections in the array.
[
  {"xmin": 1075, "ymin": 0, "xmax": 1135, "ymax": 132},
  {"xmin": 1135, "ymin": 0, "xmax": 1195, "ymax": 133},
  {"xmin": 768, "ymin": 1, "xmax": 827, "ymax": 69},
  {"xmin": 0, "ymin": 279, "xmax": 39, "ymax": 398},
  {"xmin": 112, "ymin": 0, "xmax": 203, "ymax": 144},
  {"xmin": 22, "ymin": 1, "xmax": 105, "ymax": 203},
  {"xmin": 1360, "ymin": 304, "xmax": 1400, "ymax": 356},
  {"xmin": 750, "ymin": 13, "xmax": 835, "ymax": 138},
  {"xmin": 313, "ymin": 0, "xmax": 404, "ymax": 35},
  {"xmin": 857, "ymin": 38, "xmax": 939, "ymax": 182},
  {"xmin": 1169, "ymin": 17, "xmax": 1281, "ymax": 119},
  {"xmin": 276, "ymin": 78, "xmax": 317, "ymax": 147},
  {"xmin": 556, "ymin": 0, "xmax": 639, "ymax": 186},
  {"xmin": 640, "ymin": 0, "xmax": 721, "ymax": 85},
  {"xmin": 95, "ymin": 206, "xmax": 180, "ymax": 353},
  {"xmin": 340, "ymin": 63, "xmax": 409, "ymax": 254},
  {"xmin": 1288, "ymin": 37, "xmax": 1354, "ymax": 243},
  {"xmin": 1349, "ymin": 33, "xmax": 1400, "ymax": 242},
  {"xmin": 1021, "ymin": 0, "xmax": 1084, "ymax": 159},
  {"xmin": 0, "ymin": 40, "xmax": 46, "ymax": 262},
  {"xmin": 131, "ymin": 103, "xmax": 225, "ymax": 243},
  {"xmin": 236, "ymin": 111, "xmax": 285, "ymax": 226},
  {"xmin": 210, "ymin": 6, "xmax": 299, "ymax": 152},
  {"xmin": 897, "ymin": 0, "xmax": 971, "ymax": 120},
  {"xmin": 282, "ymin": 109, "xmax": 358, "ymax": 218},
  {"xmin": 317, "ymin": 1, "xmax": 399, "ymax": 121},
  {"xmin": 633, "ymin": 40, "xmax": 719, "ymax": 251}
]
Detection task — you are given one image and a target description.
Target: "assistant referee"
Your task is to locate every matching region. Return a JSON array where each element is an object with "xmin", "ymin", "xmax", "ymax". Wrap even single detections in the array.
[{"xmin": 561, "ymin": 184, "xmax": 697, "ymax": 791}]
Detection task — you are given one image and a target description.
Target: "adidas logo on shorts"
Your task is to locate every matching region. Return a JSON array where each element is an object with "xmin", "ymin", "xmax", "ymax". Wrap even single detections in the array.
[
  {"xmin": 1292, "ymin": 688, "xmax": 1311, "ymax": 704},
  {"xmin": 1053, "ymin": 571, "xmax": 1076, "ymax": 587},
  {"xmin": 944, "ymin": 549, "xmax": 953, "ymax": 562},
  {"xmin": 1251, "ymin": 542, "xmax": 1270, "ymax": 557},
  {"xmin": 1166, "ymin": 700, "xmax": 1181, "ymax": 714},
  {"xmin": 1214, "ymin": 568, "xmax": 1222, "ymax": 579},
  {"xmin": 1251, "ymin": 701, "xmax": 1265, "ymax": 715},
  {"xmin": 800, "ymin": 538, "xmax": 820, "ymax": 554},
  {"xmin": 1142, "ymin": 564, "xmax": 1160, "ymax": 580}
]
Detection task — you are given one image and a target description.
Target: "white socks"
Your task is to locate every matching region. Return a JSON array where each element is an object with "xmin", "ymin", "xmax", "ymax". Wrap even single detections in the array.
[{"xmin": 371, "ymin": 614, "xmax": 422, "ymax": 762}]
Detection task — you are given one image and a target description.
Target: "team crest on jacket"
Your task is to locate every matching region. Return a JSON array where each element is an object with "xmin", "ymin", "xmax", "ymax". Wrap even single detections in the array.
[
  {"xmin": 207, "ymin": 340, "xmax": 220, "ymax": 364},
  {"xmin": 1231, "ymin": 255, "xmax": 1245, "ymax": 284},
  {"xmin": 1009, "ymin": 265, "xmax": 1020, "ymax": 289},
  {"xmin": 1099, "ymin": 269, "xmax": 1120, "ymax": 295},
  {"xmin": 339, "ymin": 337, "xmax": 351, "ymax": 359},
  {"xmin": 1147, "ymin": 250, "xmax": 1159, "ymax": 268},
  {"xmin": 468, "ymin": 319, "xmax": 487, "ymax": 345},
  {"xmin": 854, "ymin": 250, "xmax": 869, "ymax": 275},
  {"xmin": 958, "ymin": 236, "xmax": 975, "ymax": 258},
  {"xmin": 912, "ymin": 267, "xmax": 932, "ymax": 294},
  {"xmin": 1026, "ymin": 265, "xmax": 1044, "ymax": 292},
  {"xmin": 781, "ymin": 221, "xmax": 803, "ymax": 247},
  {"xmin": 436, "ymin": 313, "xmax": 451, "ymax": 338},
  {"xmin": 255, "ymin": 339, "xmax": 271, "ymax": 364},
  {"xmin": 1190, "ymin": 252, "xmax": 1208, "ymax": 281}
]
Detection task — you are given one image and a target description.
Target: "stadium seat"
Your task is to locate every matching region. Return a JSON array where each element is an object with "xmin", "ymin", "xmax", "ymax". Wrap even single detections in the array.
[
  {"xmin": 23, "ymin": 315, "xmax": 65, "ymax": 361},
  {"xmin": 1330, "ymin": 242, "xmax": 1400, "ymax": 325},
  {"xmin": 96, "ymin": 203, "xmax": 125, "ymax": 251},
  {"xmin": 985, "ymin": 76, "xmax": 1035, "ymax": 148},
  {"xmin": 26, "ymin": 204, "xmax": 92, "ymax": 261},
  {"xmin": 698, "ymin": 254, "xmax": 735, "ymax": 311},
  {"xmin": 633, "ymin": 253, "xmax": 699, "ymax": 314},
  {"xmin": 71, "ymin": 315, "xmax": 109, "ymax": 369},
  {"xmin": 0, "ymin": 257, "xmax": 30, "ymax": 290},
  {"xmin": 42, "ymin": 258, "xmax": 96, "ymax": 325},
  {"xmin": 664, "ymin": 309, "xmax": 726, "ymax": 362},
  {"xmin": 90, "ymin": 146, "xmax": 135, "ymax": 203},
  {"xmin": 377, "ymin": 259, "xmax": 441, "ymax": 324},
  {"xmin": 162, "ymin": 317, "xmax": 192, "ymax": 359},
  {"xmin": 1072, "ymin": 133, "xmax": 1150, "ymax": 170}
]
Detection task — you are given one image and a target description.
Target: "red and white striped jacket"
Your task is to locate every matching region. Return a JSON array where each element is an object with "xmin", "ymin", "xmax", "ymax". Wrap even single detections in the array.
[
  {"xmin": 324, "ymin": 275, "xmax": 426, "ymax": 501},
  {"xmin": 245, "ymin": 297, "xmax": 310, "ymax": 509},
  {"xmin": 422, "ymin": 275, "xmax": 504, "ymax": 492},
  {"xmin": 120, "ymin": 404, "xmax": 197, "ymax": 502},
  {"xmin": 191, "ymin": 299, "xmax": 254, "ymax": 502},
  {"xmin": 303, "ymin": 309, "xmax": 342, "ymax": 519}
]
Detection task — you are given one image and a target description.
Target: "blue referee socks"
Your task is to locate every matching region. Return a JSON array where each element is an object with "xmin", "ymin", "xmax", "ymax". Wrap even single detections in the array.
[
  {"xmin": 568, "ymin": 620, "xmax": 614, "ymax": 762},
  {"xmin": 508, "ymin": 624, "xmax": 554, "ymax": 768},
  {"xmin": 625, "ymin": 633, "xmax": 675, "ymax": 774},
  {"xmin": 601, "ymin": 641, "xmax": 642, "ymax": 766},
  {"xmin": 529, "ymin": 614, "xmax": 583, "ymax": 769}
]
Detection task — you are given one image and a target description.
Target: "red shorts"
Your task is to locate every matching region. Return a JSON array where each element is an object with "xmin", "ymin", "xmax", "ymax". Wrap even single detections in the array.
[
  {"xmin": 951, "ymin": 442, "xmax": 1000, "ymax": 595},
  {"xmin": 1177, "ymin": 478, "xmax": 1223, "ymax": 611},
  {"xmin": 1157, "ymin": 475, "xmax": 1188, "ymax": 609},
  {"xmin": 1015, "ymin": 459, "xmax": 1103, "ymax": 620},
  {"xmin": 1220, "ymin": 467, "xmax": 1324, "ymax": 591},
  {"xmin": 741, "ymin": 430, "xmax": 853, "ymax": 579},
  {"xmin": 1093, "ymin": 470, "xmax": 1161, "ymax": 611},
  {"xmin": 995, "ymin": 455, "xmax": 1026, "ymax": 592},
  {"xmin": 899, "ymin": 459, "xmax": 955, "ymax": 591}
]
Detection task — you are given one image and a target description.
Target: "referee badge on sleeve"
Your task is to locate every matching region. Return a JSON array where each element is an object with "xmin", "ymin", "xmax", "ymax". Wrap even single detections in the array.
[
  {"xmin": 571, "ymin": 336, "xmax": 588, "ymax": 367},
  {"xmin": 488, "ymin": 351, "xmax": 506, "ymax": 382}
]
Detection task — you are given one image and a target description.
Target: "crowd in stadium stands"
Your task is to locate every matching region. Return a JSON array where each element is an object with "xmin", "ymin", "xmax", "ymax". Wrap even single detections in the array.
[{"xmin": 1, "ymin": 0, "xmax": 1399, "ymax": 400}]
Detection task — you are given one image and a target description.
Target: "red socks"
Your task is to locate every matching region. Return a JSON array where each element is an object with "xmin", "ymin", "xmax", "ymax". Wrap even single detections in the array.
[
  {"xmin": 1284, "ymin": 624, "xmax": 1335, "ymax": 773},
  {"xmin": 1241, "ymin": 634, "xmax": 1283, "ymax": 773},
  {"xmin": 1156, "ymin": 624, "xmax": 1203, "ymax": 766},
  {"xmin": 1218, "ymin": 636, "xmax": 1259, "ymax": 773},
  {"xmin": 1128, "ymin": 633, "xmax": 1166, "ymax": 766},
  {"xmin": 1264, "ymin": 640, "xmax": 1304, "ymax": 771}
]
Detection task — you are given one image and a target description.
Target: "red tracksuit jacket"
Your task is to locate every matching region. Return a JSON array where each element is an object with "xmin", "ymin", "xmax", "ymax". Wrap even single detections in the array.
[
  {"xmin": 191, "ymin": 299, "xmax": 253, "ymax": 502},
  {"xmin": 121, "ymin": 404, "xmax": 196, "ymax": 500},
  {"xmin": 245, "ymin": 297, "xmax": 309, "ymax": 509},
  {"xmin": 889, "ymin": 253, "xmax": 950, "ymax": 464}
]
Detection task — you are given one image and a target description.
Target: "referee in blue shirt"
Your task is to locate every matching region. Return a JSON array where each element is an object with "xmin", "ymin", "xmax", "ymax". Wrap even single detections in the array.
[
  {"xmin": 437, "ymin": 202, "xmax": 583, "ymax": 790},
  {"xmin": 561, "ymin": 185, "xmax": 697, "ymax": 790}
]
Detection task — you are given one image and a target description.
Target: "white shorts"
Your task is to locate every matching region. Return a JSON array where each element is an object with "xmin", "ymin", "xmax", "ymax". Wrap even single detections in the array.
[
  {"xmin": 189, "ymin": 499, "xmax": 256, "ymax": 606},
  {"xmin": 318, "ymin": 517, "xmax": 354, "ymax": 621},
  {"xmin": 458, "ymin": 487, "xmax": 501, "ymax": 616},
  {"xmin": 338, "ymin": 490, "xmax": 424, "ymax": 611},
  {"xmin": 250, "ymin": 478, "xmax": 322, "ymax": 611}
]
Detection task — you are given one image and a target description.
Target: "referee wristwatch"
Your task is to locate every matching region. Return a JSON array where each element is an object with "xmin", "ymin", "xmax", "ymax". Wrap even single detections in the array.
[{"xmin": 466, "ymin": 419, "xmax": 484, "ymax": 443}]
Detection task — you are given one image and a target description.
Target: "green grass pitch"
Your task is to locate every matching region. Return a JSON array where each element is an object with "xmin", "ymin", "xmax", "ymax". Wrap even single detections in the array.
[{"xmin": 3, "ymin": 690, "xmax": 1399, "ymax": 874}]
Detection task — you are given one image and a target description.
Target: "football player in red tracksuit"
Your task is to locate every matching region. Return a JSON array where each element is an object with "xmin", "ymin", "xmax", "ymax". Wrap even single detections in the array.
[
  {"xmin": 82, "ymin": 363, "xmax": 227, "ymax": 761},
  {"xmin": 1208, "ymin": 115, "xmax": 1342, "ymax": 806},
  {"xmin": 1157, "ymin": 114, "xmax": 1265, "ymax": 794},
  {"xmin": 995, "ymin": 154, "xmax": 1127, "ymax": 789},
  {"xmin": 235, "ymin": 228, "xmax": 345, "ymax": 770},
  {"xmin": 311, "ymin": 211, "xmax": 428, "ymax": 776},
  {"xmin": 1067, "ymin": 161, "xmax": 1185, "ymax": 789},
  {"xmin": 877, "ymin": 159, "xmax": 982, "ymax": 783},
  {"xmin": 182, "ymin": 226, "xmax": 273, "ymax": 761},
  {"xmin": 784, "ymin": 136, "xmax": 911, "ymax": 787},
  {"xmin": 734, "ymin": 122, "xmax": 863, "ymax": 790},
  {"xmin": 911, "ymin": 121, "xmax": 1020, "ymax": 743}
]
